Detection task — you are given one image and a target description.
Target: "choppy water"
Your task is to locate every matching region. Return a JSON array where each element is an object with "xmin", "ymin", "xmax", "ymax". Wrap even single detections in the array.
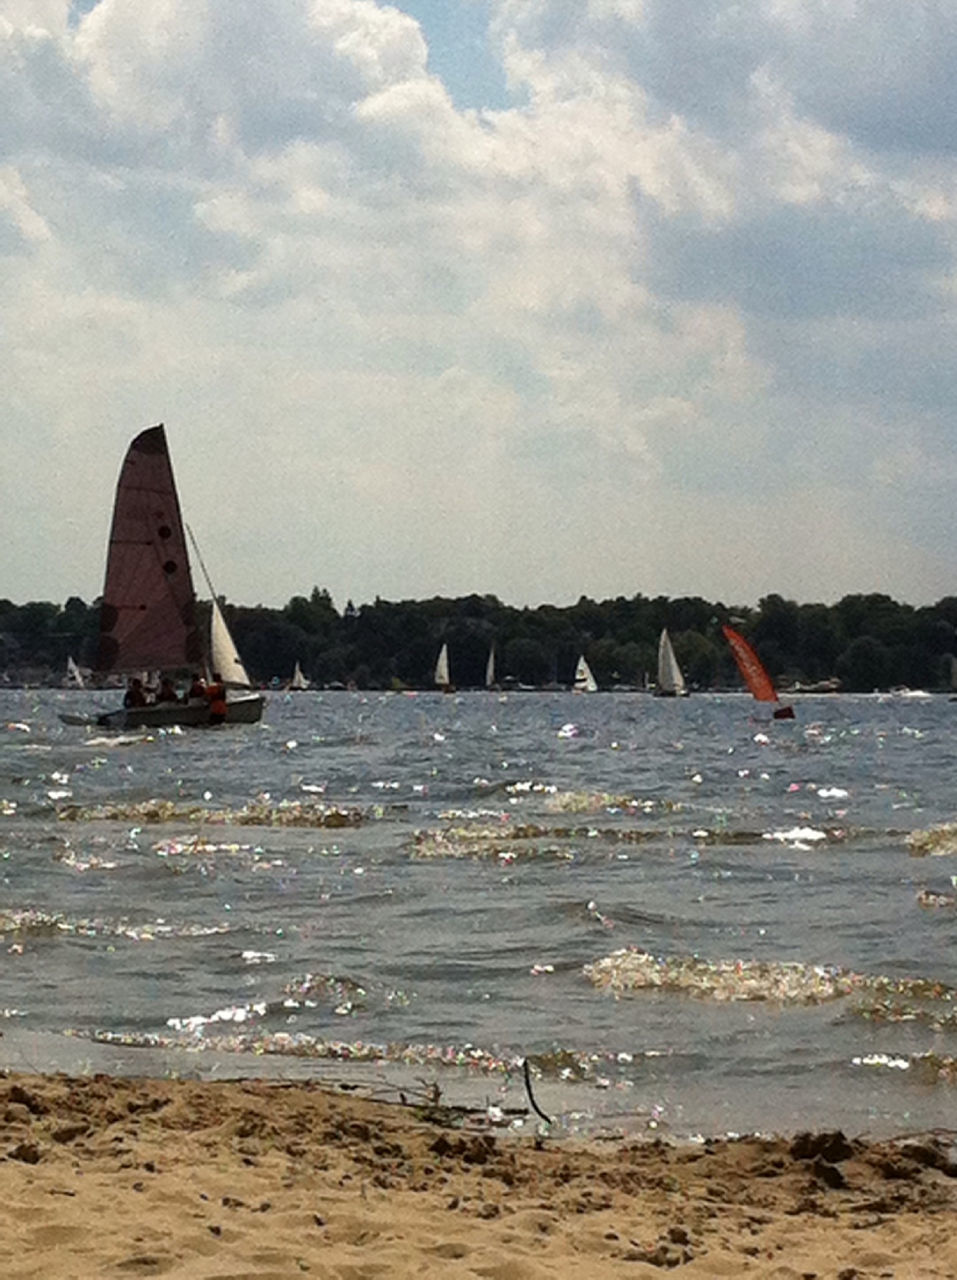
[{"xmin": 2, "ymin": 686, "xmax": 957, "ymax": 1140}]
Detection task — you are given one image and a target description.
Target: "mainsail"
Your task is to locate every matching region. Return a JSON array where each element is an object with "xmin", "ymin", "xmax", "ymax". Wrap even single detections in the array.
[
  {"xmin": 722, "ymin": 625, "xmax": 794, "ymax": 718},
  {"xmin": 656, "ymin": 629, "xmax": 687, "ymax": 696},
  {"xmin": 98, "ymin": 425, "xmax": 203, "ymax": 673},
  {"xmin": 573, "ymin": 654, "xmax": 598, "ymax": 693}
]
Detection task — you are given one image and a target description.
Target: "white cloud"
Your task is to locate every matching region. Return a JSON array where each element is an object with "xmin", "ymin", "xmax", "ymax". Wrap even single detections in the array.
[{"xmin": 1, "ymin": 0, "xmax": 956, "ymax": 611}]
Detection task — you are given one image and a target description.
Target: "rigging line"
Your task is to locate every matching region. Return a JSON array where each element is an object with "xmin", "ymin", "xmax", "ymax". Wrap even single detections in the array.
[{"xmin": 185, "ymin": 523, "xmax": 220, "ymax": 604}]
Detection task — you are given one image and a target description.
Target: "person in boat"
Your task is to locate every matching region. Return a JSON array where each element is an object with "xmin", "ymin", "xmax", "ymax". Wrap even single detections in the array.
[
  {"xmin": 205, "ymin": 672, "xmax": 227, "ymax": 725},
  {"xmin": 186, "ymin": 673, "xmax": 207, "ymax": 701},
  {"xmin": 155, "ymin": 677, "xmax": 180, "ymax": 704},
  {"xmin": 123, "ymin": 677, "xmax": 148, "ymax": 708}
]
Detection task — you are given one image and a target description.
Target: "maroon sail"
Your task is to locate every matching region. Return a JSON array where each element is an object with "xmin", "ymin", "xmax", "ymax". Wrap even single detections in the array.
[{"xmin": 97, "ymin": 425, "xmax": 203, "ymax": 673}]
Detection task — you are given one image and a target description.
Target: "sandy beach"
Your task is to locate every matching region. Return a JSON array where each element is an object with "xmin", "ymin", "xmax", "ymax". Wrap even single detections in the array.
[{"xmin": 1, "ymin": 1071, "xmax": 955, "ymax": 1278}]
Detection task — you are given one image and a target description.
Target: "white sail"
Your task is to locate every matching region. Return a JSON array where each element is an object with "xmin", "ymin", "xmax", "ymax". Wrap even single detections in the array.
[
  {"xmin": 65, "ymin": 655, "xmax": 85, "ymax": 688},
  {"xmin": 434, "ymin": 642, "xmax": 450, "ymax": 688},
  {"xmin": 656, "ymin": 628, "xmax": 687, "ymax": 696},
  {"xmin": 210, "ymin": 597, "xmax": 252, "ymax": 689},
  {"xmin": 485, "ymin": 644, "xmax": 496, "ymax": 689},
  {"xmin": 288, "ymin": 660, "xmax": 309, "ymax": 690},
  {"xmin": 186, "ymin": 523, "xmax": 255, "ymax": 691},
  {"xmin": 573, "ymin": 654, "xmax": 597, "ymax": 693}
]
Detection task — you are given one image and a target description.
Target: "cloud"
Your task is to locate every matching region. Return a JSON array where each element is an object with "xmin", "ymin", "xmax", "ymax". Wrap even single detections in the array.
[{"xmin": 1, "ymin": 0, "xmax": 957, "ymax": 611}]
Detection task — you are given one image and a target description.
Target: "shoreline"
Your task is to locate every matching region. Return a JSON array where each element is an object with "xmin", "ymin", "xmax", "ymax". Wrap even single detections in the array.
[{"xmin": 2, "ymin": 1070, "xmax": 956, "ymax": 1277}]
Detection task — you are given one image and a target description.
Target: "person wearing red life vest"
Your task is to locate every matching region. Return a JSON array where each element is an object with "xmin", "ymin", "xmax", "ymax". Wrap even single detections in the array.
[{"xmin": 206, "ymin": 672, "xmax": 227, "ymax": 725}]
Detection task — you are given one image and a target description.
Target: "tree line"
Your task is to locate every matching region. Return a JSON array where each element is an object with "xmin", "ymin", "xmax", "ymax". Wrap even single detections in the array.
[{"xmin": 2, "ymin": 589, "xmax": 956, "ymax": 693}]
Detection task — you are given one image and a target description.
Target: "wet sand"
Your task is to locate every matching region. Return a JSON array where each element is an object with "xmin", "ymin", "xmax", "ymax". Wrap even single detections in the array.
[{"xmin": 1, "ymin": 1070, "xmax": 956, "ymax": 1278}]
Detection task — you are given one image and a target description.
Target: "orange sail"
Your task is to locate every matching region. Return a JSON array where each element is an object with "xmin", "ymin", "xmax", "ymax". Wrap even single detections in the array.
[{"xmin": 722, "ymin": 625, "xmax": 793, "ymax": 717}]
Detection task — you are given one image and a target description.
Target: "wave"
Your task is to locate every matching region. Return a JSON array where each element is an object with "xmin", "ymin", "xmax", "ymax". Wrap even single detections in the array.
[
  {"xmin": 0, "ymin": 907, "xmax": 233, "ymax": 942},
  {"xmin": 55, "ymin": 797, "xmax": 368, "ymax": 829},
  {"xmin": 409, "ymin": 819, "xmax": 857, "ymax": 860},
  {"xmin": 67, "ymin": 1023, "xmax": 661, "ymax": 1085},
  {"xmin": 908, "ymin": 823, "xmax": 957, "ymax": 856},
  {"xmin": 852, "ymin": 1051, "xmax": 957, "ymax": 1083},
  {"xmin": 585, "ymin": 947, "xmax": 957, "ymax": 1008}
]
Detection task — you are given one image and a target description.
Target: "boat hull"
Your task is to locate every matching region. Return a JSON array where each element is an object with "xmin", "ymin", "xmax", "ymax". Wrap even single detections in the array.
[{"xmin": 60, "ymin": 692, "xmax": 265, "ymax": 730}]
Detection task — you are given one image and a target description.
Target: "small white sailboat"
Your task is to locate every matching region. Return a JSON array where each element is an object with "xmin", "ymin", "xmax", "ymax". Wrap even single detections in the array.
[
  {"xmin": 64, "ymin": 655, "xmax": 85, "ymax": 689},
  {"xmin": 434, "ymin": 642, "xmax": 453, "ymax": 692},
  {"xmin": 61, "ymin": 424, "xmax": 264, "ymax": 729},
  {"xmin": 485, "ymin": 643, "xmax": 496, "ymax": 690},
  {"xmin": 287, "ymin": 660, "xmax": 310, "ymax": 691},
  {"xmin": 573, "ymin": 654, "xmax": 598, "ymax": 693},
  {"xmin": 655, "ymin": 628, "xmax": 688, "ymax": 697}
]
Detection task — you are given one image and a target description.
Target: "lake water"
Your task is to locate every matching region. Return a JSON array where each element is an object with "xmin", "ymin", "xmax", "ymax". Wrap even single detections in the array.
[{"xmin": 2, "ymin": 686, "xmax": 956, "ymax": 1141}]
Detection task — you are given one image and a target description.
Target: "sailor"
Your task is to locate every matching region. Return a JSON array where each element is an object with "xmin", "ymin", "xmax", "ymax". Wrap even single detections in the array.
[
  {"xmin": 187, "ymin": 673, "xmax": 207, "ymax": 701},
  {"xmin": 123, "ymin": 677, "xmax": 148, "ymax": 708},
  {"xmin": 205, "ymin": 672, "xmax": 227, "ymax": 725},
  {"xmin": 155, "ymin": 677, "xmax": 180, "ymax": 704}
]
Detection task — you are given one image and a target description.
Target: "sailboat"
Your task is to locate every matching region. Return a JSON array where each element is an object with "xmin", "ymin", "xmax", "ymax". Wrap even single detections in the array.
[
  {"xmin": 63, "ymin": 656, "xmax": 85, "ymax": 689},
  {"xmin": 287, "ymin": 660, "xmax": 310, "ymax": 691},
  {"xmin": 573, "ymin": 654, "xmax": 598, "ymax": 693},
  {"xmin": 62, "ymin": 425, "xmax": 264, "ymax": 729},
  {"xmin": 722, "ymin": 625, "xmax": 794, "ymax": 720},
  {"xmin": 434, "ymin": 642, "xmax": 453, "ymax": 692},
  {"xmin": 485, "ymin": 643, "xmax": 497, "ymax": 690},
  {"xmin": 655, "ymin": 628, "xmax": 688, "ymax": 697}
]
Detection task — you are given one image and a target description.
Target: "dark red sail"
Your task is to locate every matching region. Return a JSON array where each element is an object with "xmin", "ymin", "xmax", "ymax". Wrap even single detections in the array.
[{"xmin": 97, "ymin": 425, "xmax": 203, "ymax": 673}]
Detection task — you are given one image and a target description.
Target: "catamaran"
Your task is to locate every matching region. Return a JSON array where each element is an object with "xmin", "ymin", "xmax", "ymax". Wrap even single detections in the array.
[
  {"xmin": 62, "ymin": 425, "xmax": 264, "ymax": 729},
  {"xmin": 655, "ymin": 628, "xmax": 688, "ymax": 697},
  {"xmin": 722, "ymin": 625, "xmax": 794, "ymax": 719}
]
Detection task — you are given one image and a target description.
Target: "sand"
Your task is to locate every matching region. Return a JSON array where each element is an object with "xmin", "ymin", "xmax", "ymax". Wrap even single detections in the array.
[{"xmin": 1, "ymin": 1071, "xmax": 955, "ymax": 1278}]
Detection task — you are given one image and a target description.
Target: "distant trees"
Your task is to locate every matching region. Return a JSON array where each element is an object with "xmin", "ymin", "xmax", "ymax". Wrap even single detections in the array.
[{"xmin": 2, "ymin": 587, "xmax": 956, "ymax": 692}]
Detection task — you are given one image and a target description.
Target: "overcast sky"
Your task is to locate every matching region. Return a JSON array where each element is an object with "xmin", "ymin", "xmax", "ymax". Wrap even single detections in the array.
[{"xmin": 4, "ymin": 0, "xmax": 957, "ymax": 610}]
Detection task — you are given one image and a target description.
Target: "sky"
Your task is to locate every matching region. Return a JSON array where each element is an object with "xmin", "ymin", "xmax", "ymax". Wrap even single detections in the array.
[{"xmin": 3, "ymin": 0, "xmax": 957, "ymax": 611}]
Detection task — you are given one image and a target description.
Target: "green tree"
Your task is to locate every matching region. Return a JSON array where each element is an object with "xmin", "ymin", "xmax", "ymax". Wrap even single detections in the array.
[{"xmin": 836, "ymin": 636, "xmax": 891, "ymax": 692}]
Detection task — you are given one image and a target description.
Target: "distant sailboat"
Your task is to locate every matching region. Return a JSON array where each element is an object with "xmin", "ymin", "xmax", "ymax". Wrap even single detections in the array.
[
  {"xmin": 287, "ymin": 660, "xmax": 309, "ymax": 691},
  {"xmin": 64, "ymin": 655, "xmax": 85, "ymax": 689},
  {"xmin": 722, "ymin": 625, "xmax": 794, "ymax": 720},
  {"xmin": 573, "ymin": 654, "xmax": 598, "ymax": 693},
  {"xmin": 61, "ymin": 424, "xmax": 264, "ymax": 729},
  {"xmin": 655, "ymin": 629, "xmax": 688, "ymax": 697},
  {"xmin": 485, "ymin": 643, "xmax": 496, "ymax": 690},
  {"xmin": 434, "ymin": 642, "xmax": 453, "ymax": 692}
]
